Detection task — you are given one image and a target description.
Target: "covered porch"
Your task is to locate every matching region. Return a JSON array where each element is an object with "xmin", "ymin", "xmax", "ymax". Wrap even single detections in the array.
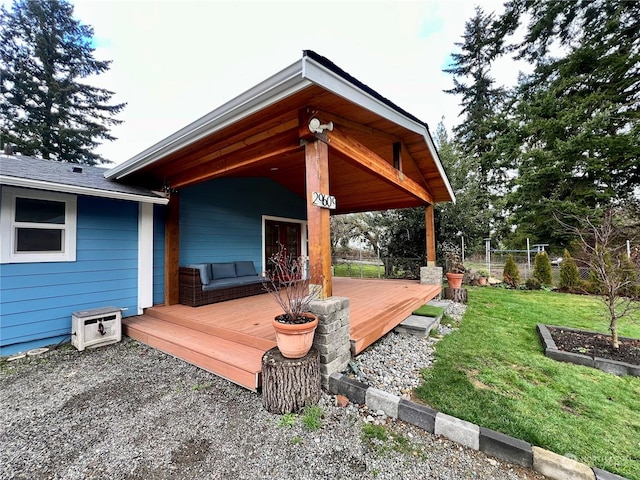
[
  {"xmin": 108, "ymin": 51, "xmax": 454, "ymax": 390},
  {"xmin": 123, "ymin": 277, "xmax": 440, "ymax": 391}
]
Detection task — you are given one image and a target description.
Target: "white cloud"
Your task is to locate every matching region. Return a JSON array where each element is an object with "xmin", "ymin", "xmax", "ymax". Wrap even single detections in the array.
[{"xmin": 12, "ymin": 0, "xmax": 520, "ymax": 163}]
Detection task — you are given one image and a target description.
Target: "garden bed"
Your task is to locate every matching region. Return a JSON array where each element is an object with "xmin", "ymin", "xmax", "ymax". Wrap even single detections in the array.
[{"xmin": 538, "ymin": 324, "xmax": 640, "ymax": 376}]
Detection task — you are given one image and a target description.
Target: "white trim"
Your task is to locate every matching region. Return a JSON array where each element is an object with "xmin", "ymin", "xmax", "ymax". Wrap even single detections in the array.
[
  {"xmin": 0, "ymin": 175, "xmax": 168, "ymax": 205},
  {"xmin": 104, "ymin": 53, "xmax": 455, "ymax": 203},
  {"xmin": 105, "ymin": 61, "xmax": 310, "ymax": 180},
  {"xmin": 1, "ymin": 186, "xmax": 77, "ymax": 263},
  {"xmin": 137, "ymin": 203, "xmax": 154, "ymax": 314},
  {"xmin": 261, "ymin": 215, "xmax": 308, "ymax": 273}
]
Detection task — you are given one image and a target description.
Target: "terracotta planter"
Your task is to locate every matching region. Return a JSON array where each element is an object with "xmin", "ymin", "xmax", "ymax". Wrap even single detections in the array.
[
  {"xmin": 478, "ymin": 276, "xmax": 488, "ymax": 286},
  {"xmin": 272, "ymin": 313, "xmax": 318, "ymax": 359},
  {"xmin": 446, "ymin": 272, "xmax": 464, "ymax": 289}
]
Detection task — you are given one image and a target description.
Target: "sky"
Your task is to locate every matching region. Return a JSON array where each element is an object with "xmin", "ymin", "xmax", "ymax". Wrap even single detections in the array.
[{"xmin": 61, "ymin": 0, "xmax": 519, "ymax": 165}]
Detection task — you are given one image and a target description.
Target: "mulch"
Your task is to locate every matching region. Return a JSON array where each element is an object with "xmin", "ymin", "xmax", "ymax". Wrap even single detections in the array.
[{"xmin": 548, "ymin": 326, "xmax": 640, "ymax": 366}]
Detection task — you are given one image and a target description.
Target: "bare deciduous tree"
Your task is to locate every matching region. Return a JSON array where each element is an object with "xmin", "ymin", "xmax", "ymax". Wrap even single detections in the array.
[{"xmin": 556, "ymin": 209, "xmax": 639, "ymax": 349}]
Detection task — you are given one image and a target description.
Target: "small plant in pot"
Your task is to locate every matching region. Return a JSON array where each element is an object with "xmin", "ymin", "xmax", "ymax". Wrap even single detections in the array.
[
  {"xmin": 476, "ymin": 269, "xmax": 489, "ymax": 286},
  {"xmin": 442, "ymin": 242, "xmax": 465, "ymax": 289},
  {"xmin": 263, "ymin": 244, "xmax": 319, "ymax": 359}
]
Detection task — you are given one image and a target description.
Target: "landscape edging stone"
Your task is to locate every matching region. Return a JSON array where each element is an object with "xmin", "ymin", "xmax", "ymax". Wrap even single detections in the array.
[
  {"xmin": 327, "ymin": 373, "xmax": 629, "ymax": 480},
  {"xmin": 537, "ymin": 324, "xmax": 637, "ymax": 377}
]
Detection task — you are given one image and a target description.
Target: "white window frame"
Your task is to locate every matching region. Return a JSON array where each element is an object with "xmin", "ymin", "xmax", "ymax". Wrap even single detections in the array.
[{"xmin": 1, "ymin": 186, "xmax": 77, "ymax": 263}]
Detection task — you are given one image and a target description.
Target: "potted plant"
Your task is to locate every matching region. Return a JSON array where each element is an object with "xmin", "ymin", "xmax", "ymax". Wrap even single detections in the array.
[
  {"xmin": 442, "ymin": 242, "xmax": 465, "ymax": 289},
  {"xmin": 476, "ymin": 269, "xmax": 489, "ymax": 286},
  {"xmin": 263, "ymin": 245, "xmax": 319, "ymax": 358}
]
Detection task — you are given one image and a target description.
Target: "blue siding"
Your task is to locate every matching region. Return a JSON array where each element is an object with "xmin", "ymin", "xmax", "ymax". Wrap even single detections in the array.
[
  {"xmin": 153, "ymin": 204, "xmax": 166, "ymax": 305},
  {"xmin": 0, "ymin": 196, "xmax": 140, "ymax": 355},
  {"xmin": 180, "ymin": 178, "xmax": 306, "ymax": 271}
]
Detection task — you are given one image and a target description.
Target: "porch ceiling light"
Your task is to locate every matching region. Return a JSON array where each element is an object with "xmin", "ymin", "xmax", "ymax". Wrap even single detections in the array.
[{"xmin": 308, "ymin": 118, "xmax": 334, "ymax": 134}]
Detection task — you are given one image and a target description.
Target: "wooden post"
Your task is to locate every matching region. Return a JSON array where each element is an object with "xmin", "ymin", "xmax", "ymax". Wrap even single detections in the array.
[
  {"xmin": 425, "ymin": 204, "xmax": 436, "ymax": 267},
  {"xmin": 305, "ymin": 139, "xmax": 332, "ymax": 299},
  {"xmin": 262, "ymin": 347, "xmax": 321, "ymax": 414},
  {"xmin": 164, "ymin": 193, "xmax": 180, "ymax": 305}
]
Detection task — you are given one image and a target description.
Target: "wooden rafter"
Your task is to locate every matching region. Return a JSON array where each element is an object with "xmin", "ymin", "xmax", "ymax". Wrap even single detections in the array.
[
  {"xmin": 170, "ymin": 130, "xmax": 301, "ymax": 188},
  {"xmin": 314, "ymin": 108, "xmax": 433, "ymax": 198},
  {"xmin": 325, "ymin": 127, "xmax": 434, "ymax": 205}
]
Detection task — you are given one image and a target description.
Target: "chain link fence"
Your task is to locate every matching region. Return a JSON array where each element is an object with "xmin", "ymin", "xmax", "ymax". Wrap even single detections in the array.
[{"xmin": 332, "ymin": 255, "xmax": 424, "ymax": 280}]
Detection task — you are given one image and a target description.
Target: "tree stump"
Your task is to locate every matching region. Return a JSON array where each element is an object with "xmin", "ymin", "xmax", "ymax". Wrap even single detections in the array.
[
  {"xmin": 261, "ymin": 347, "xmax": 321, "ymax": 414},
  {"xmin": 444, "ymin": 287, "xmax": 468, "ymax": 304}
]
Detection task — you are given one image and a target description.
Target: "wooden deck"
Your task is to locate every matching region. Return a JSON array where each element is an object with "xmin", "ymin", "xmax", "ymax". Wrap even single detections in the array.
[{"xmin": 123, "ymin": 277, "xmax": 440, "ymax": 391}]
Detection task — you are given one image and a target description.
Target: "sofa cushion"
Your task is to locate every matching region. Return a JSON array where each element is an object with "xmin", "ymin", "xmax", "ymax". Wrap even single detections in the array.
[
  {"xmin": 202, "ymin": 275, "xmax": 264, "ymax": 292},
  {"xmin": 211, "ymin": 262, "xmax": 237, "ymax": 280},
  {"xmin": 235, "ymin": 261, "xmax": 257, "ymax": 277},
  {"xmin": 186, "ymin": 263, "xmax": 211, "ymax": 285}
]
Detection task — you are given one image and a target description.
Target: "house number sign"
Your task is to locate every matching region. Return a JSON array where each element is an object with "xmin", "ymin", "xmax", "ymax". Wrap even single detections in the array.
[{"xmin": 312, "ymin": 192, "xmax": 336, "ymax": 209}]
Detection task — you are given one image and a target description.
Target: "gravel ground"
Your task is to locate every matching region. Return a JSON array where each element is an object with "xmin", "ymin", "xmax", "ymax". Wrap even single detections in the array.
[{"xmin": 0, "ymin": 302, "xmax": 545, "ymax": 480}]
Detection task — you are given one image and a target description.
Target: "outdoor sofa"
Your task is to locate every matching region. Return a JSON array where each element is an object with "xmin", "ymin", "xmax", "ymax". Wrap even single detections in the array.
[{"xmin": 179, "ymin": 261, "xmax": 266, "ymax": 307}]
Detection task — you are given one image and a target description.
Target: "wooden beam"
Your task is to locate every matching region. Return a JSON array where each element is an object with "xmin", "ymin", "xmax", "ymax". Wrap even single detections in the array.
[
  {"xmin": 170, "ymin": 130, "xmax": 301, "ymax": 188},
  {"xmin": 326, "ymin": 127, "xmax": 434, "ymax": 204},
  {"xmin": 401, "ymin": 143, "xmax": 434, "ymax": 198},
  {"xmin": 164, "ymin": 193, "xmax": 180, "ymax": 305},
  {"xmin": 305, "ymin": 140, "xmax": 332, "ymax": 299},
  {"xmin": 162, "ymin": 117, "xmax": 299, "ymax": 179},
  {"xmin": 425, "ymin": 204, "xmax": 436, "ymax": 266},
  {"xmin": 315, "ymin": 109, "xmax": 399, "ymax": 142}
]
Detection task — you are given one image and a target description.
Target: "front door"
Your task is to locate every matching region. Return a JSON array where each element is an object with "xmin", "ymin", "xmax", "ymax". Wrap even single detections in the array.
[{"xmin": 264, "ymin": 219, "xmax": 302, "ymax": 273}]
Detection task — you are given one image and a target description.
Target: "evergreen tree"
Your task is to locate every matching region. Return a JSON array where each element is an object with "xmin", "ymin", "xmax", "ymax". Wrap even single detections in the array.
[
  {"xmin": 559, "ymin": 249, "xmax": 580, "ymax": 290},
  {"xmin": 500, "ymin": 0, "xmax": 640, "ymax": 247},
  {"xmin": 503, "ymin": 254, "xmax": 521, "ymax": 288},
  {"xmin": 444, "ymin": 7, "xmax": 509, "ymax": 241},
  {"xmin": 0, "ymin": 0, "xmax": 125, "ymax": 164},
  {"xmin": 433, "ymin": 120, "xmax": 486, "ymax": 254},
  {"xmin": 532, "ymin": 251, "xmax": 553, "ymax": 286}
]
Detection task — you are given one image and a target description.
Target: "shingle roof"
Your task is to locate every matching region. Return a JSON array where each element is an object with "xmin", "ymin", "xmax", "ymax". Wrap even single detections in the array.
[{"xmin": 0, "ymin": 154, "xmax": 167, "ymax": 204}]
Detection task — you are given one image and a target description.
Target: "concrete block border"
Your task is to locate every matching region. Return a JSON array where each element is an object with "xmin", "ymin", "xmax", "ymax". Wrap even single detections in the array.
[
  {"xmin": 328, "ymin": 372, "xmax": 629, "ymax": 480},
  {"xmin": 537, "ymin": 324, "xmax": 640, "ymax": 377}
]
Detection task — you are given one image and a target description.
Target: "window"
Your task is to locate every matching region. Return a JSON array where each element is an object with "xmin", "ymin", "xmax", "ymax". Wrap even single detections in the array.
[{"xmin": 1, "ymin": 187, "xmax": 77, "ymax": 263}]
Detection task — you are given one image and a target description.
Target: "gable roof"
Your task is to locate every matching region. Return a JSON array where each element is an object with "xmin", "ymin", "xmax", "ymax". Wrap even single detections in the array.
[
  {"xmin": 0, "ymin": 154, "xmax": 168, "ymax": 204},
  {"xmin": 105, "ymin": 50, "xmax": 454, "ymax": 206}
]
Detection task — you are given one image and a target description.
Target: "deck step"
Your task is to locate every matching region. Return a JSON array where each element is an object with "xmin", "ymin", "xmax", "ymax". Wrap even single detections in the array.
[
  {"xmin": 144, "ymin": 306, "xmax": 275, "ymax": 351},
  {"xmin": 123, "ymin": 315, "xmax": 271, "ymax": 391},
  {"xmin": 350, "ymin": 297, "xmax": 424, "ymax": 355}
]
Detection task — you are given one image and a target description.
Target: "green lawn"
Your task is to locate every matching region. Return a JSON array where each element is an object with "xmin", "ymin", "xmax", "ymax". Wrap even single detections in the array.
[
  {"xmin": 415, "ymin": 288, "xmax": 640, "ymax": 479},
  {"xmin": 333, "ymin": 262, "xmax": 384, "ymax": 278}
]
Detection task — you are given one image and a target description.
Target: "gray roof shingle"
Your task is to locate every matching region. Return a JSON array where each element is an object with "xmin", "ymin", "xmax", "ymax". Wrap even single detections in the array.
[{"xmin": 0, "ymin": 154, "xmax": 166, "ymax": 203}]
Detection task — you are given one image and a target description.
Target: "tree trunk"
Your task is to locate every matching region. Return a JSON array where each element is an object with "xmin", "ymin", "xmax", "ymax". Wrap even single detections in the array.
[
  {"xmin": 444, "ymin": 287, "xmax": 468, "ymax": 303},
  {"xmin": 261, "ymin": 347, "xmax": 321, "ymax": 414}
]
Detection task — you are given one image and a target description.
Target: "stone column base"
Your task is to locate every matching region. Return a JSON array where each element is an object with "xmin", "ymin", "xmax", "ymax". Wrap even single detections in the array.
[
  {"xmin": 420, "ymin": 266, "xmax": 443, "ymax": 287},
  {"xmin": 308, "ymin": 296, "xmax": 351, "ymax": 389}
]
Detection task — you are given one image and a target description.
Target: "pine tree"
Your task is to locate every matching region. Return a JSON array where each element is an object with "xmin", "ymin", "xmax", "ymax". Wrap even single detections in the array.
[
  {"xmin": 559, "ymin": 249, "xmax": 580, "ymax": 290},
  {"xmin": 500, "ymin": 0, "xmax": 640, "ymax": 247},
  {"xmin": 444, "ymin": 7, "xmax": 509, "ymax": 241},
  {"xmin": 433, "ymin": 120, "xmax": 486, "ymax": 254},
  {"xmin": 532, "ymin": 251, "xmax": 553, "ymax": 286},
  {"xmin": 503, "ymin": 254, "xmax": 520, "ymax": 288},
  {"xmin": 0, "ymin": 0, "xmax": 125, "ymax": 164}
]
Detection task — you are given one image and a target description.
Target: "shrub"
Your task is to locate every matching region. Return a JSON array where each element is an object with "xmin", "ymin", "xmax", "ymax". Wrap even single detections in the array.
[
  {"xmin": 532, "ymin": 251, "xmax": 553, "ymax": 286},
  {"xmin": 503, "ymin": 254, "xmax": 521, "ymax": 288},
  {"xmin": 525, "ymin": 277, "xmax": 542, "ymax": 290},
  {"xmin": 559, "ymin": 249, "xmax": 580, "ymax": 290}
]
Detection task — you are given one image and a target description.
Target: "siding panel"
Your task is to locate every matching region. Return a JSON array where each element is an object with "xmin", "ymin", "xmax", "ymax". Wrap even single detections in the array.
[
  {"xmin": 0, "ymin": 196, "xmax": 140, "ymax": 355},
  {"xmin": 180, "ymin": 178, "xmax": 306, "ymax": 271}
]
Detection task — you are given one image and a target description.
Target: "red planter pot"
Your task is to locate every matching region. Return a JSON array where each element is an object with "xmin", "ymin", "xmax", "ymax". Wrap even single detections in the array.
[
  {"xmin": 446, "ymin": 272, "xmax": 464, "ymax": 289},
  {"xmin": 272, "ymin": 313, "xmax": 318, "ymax": 359}
]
